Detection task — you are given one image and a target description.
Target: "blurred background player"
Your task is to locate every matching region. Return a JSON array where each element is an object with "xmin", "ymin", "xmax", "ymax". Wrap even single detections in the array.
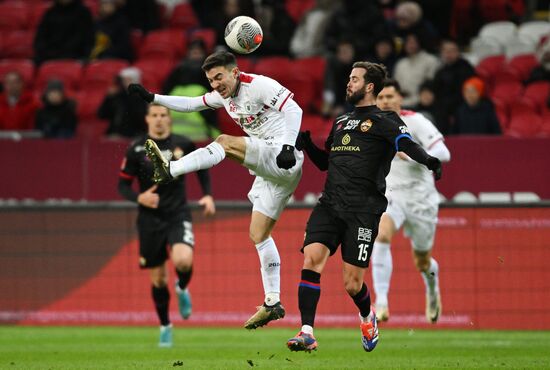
[
  {"xmin": 118, "ymin": 103, "xmax": 215, "ymax": 347},
  {"xmin": 373, "ymin": 79, "xmax": 450, "ymax": 324},
  {"xmin": 287, "ymin": 62, "xmax": 442, "ymax": 353},
  {"xmin": 128, "ymin": 51, "xmax": 303, "ymax": 330}
]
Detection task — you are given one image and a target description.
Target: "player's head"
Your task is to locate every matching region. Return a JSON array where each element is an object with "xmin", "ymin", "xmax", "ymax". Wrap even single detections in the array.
[
  {"xmin": 146, "ymin": 103, "xmax": 171, "ymax": 139},
  {"xmin": 202, "ymin": 51, "xmax": 240, "ymax": 99},
  {"xmin": 377, "ymin": 79, "xmax": 403, "ymax": 113},
  {"xmin": 346, "ymin": 61, "xmax": 388, "ymax": 106}
]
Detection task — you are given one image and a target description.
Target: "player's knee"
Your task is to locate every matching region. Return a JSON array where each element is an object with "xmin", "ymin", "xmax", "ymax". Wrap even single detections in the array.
[
  {"xmin": 214, "ymin": 134, "xmax": 233, "ymax": 151},
  {"xmin": 151, "ymin": 276, "xmax": 167, "ymax": 287},
  {"xmin": 173, "ymin": 257, "xmax": 192, "ymax": 272},
  {"xmin": 343, "ymin": 276, "xmax": 363, "ymax": 296},
  {"xmin": 303, "ymin": 254, "xmax": 322, "ymax": 271},
  {"xmin": 249, "ymin": 230, "xmax": 269, "ymax": 244}
]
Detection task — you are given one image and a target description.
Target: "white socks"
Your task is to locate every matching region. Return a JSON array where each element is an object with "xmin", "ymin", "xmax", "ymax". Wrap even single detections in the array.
[
  {"xmin": 255, "ymin": 237, "xmax": 281, "ymax": 306},
  {"xmin": 421, "ymin": 257, "xmax": 439, "ymax": 295},
  {"xmin": 371, "ymin": 241, "xmax": 392, "ymax": 307},
  {"xmin": 301, "ymin": 325, "xmax": 313, "ymax": 335},
  {"xmin": 170, "ymin": 141, "xmax": 225, "ymax": 177}
]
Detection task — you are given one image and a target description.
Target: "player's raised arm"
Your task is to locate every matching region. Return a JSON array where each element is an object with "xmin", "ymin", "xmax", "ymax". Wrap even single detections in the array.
[{"xmin": 128, "ymin": 83, "xmax": 217, "ymax": 113}]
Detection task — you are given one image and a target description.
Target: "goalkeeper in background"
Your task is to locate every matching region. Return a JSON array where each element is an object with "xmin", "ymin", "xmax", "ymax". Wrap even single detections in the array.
[
  {"xmin": 128, "ymin": 51, "xmax": 303, "ymax": 330},
  {"xmin": 118, "ymin": 103, "xmax": 215, "ymax": 347}
]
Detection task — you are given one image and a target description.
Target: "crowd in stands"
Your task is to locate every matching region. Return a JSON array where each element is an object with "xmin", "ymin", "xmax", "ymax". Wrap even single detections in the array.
[{"xmin": 0, "ymin": 0, "xmax": 548, "ymax": 140}]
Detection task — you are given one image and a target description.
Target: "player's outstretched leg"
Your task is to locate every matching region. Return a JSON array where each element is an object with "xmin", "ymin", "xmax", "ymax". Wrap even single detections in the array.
[
  {"xmin": 287, "ymin": 331, "xmax": 318, "ymax": 352},
  {"xmin": 360, "ymin": 310, "xmax": 379, "ymax": 352},
  {"xmin": 422, "ymin": 257, "xmax": 441, "ymax": 323},
  {"xmin": 158, "ymin": 324, "xmax": 173, "ymax": 348},
  {"xmin": 244, "ymin": 302, "xmax": 285, "ymax": 329},
  {"xmin": 144, "ymin": 139, "xmax": 173, "ymax": 184},
  {"xmin": 175, "ymin": 282, "xmax": 192, "ymax": 320}
]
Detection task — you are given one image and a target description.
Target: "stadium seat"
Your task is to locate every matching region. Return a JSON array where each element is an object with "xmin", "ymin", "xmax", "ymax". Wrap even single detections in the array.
[
  {"xmin": 301, "ymin": 114, "xmax": 331, "ymax": 139},
  {"xmin": 507, "ymin": 112, "xmax": 542, "ymax": 137},
  {"xmin": 216, "ymin": 109, "xmax": 242, "ymax": 136},
  {"xmin": 470, "ymin": 37, "xmax": 503, "ymax": 62},
  {"xmin": 189, "ymin": 28, "xmax": 217, "ymax": 53},
  {"xmin": 133, "ymin": 59, "xmax": 175, "ymax": 91},
  {"xmin": 285, "ymin": 0, "xmax": 315, "ymax": 23},
  {"xmin": 0, "ymin": 59, "xmax": 34, "ymax": 86},
  {"xmin": 490, "ymin": 81, "xmax": 523, "ymax": 107},
  {"xmin": 35, "ymin": 60, "xmax": 84, "ymax": 93},
  {"xmin": 506, "ymin": 53, "xmax": 538, "ymax": 82},
  {"xmin": 295, "ymin": 57, "xmax": 326, "ymax": 111},
  {"xmin": 509, "ymin": 97, "xmax": 537, "ymax": 117},
  {"xmin": 236, "ymin": 57, "xmax": 255, "ymax": 73},
  {"xmin": 169, "ymin": 3, "xmax": 199, "ymax": 30},
  {"xmin": 29, "ymin": 2, "xmax": 50, "ymax": 30},
  {"xmin": 479, "ymin": 21, "xmax": 517, "ymax": 47},
  {"xmin": 491, "ymin": 97, "xmax": 509, "ymax": 130},
  {"xmin": 524, "ymin": 81, "xmax": 550, "ymax": 112},
  {"xmin": 505, "ymin": 37, "xmax": 536, "ymax": 59},
  {"xmin": 478, "ymin": 192, "xmax": 512, "ymax": 203},
  {"xmin": 76, "ymin": 119, "xmax": 108, "ymax": 140},
  {"xmin": 82, "ymin": 59, "xmax": 129, "ymax": 91},
  {"xmin": 518, "ymin": 21, "xmax": 550, "ymax": 45},
  {"xmin": 130, "ymin": 30, "xmax": 143, "ymax": 58},
  {"xmin": 0, "ymin": 30, "xmax": 34, "ymax": 59},
  {"xmin": 477, "ymin": 0, "xmax": 525, "ymax": 23},
  {"xmin": 476, "ymin": 55, "xmax": 506, "ymax": 88},
  {"xmin": 75, "ymin": 90, "xmax": 105, "ymax": 121},
  {"xmin": 0, "ymin": 1, "xmax": 31, "ymax": 30},
  {"xmin": 139, "ymin": 30, "xmax": 187, "ymax": 61}
]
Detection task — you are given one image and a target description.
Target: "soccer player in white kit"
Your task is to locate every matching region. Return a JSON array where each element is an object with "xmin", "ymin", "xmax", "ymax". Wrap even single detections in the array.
[
  {"xmin": 128, "ymin": 51, "xmax": 304, "ymax": 329},
  {"xmin": 373, "ymin": 79, "xmax": 451, "ymax": 323}
]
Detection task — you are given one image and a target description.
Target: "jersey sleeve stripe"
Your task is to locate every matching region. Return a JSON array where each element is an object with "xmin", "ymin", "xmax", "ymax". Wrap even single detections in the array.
[
  {"xmin": 278, "ymin": 92, "xmax": 293, "ymax": 111},
  {"xmin": 394, "ymin": 133, "xmax": 412, "ymax": 151},
  {"xmin": 202, "ymin": 95, "xmax": 214, "ymax": 109},
  {"xmin": 119, "ymin": 171, "xmax": 134, "ymax": 180}
]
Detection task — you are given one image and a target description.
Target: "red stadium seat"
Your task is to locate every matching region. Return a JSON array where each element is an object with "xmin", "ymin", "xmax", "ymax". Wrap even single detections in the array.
[
  {"xmin": 75, "ymin": 89, "xmax": 105, "ymax": 121},
  {"xmin": 524, "ymin": 81, "xmax": 550, "ymax": 112},
  {"xmin": 490, "ymin": 81, "xmax": 523, "ymax": 106},
  {"xmin": 29, "ymin": 2, "xmax": 50, "ymax": 30},
  {"xmin": 216, "ymin": 109, "xmax": 242, "ymax": 136},
  {"xmin": 139, "ymin": 30, "xmax": 187, "ymax": 61},
  {"xmin": 507, "ymin": 112, "xmax": 542, "ymax": 138},
  {"xmin": 133, "ymin": 59, "xmax": 175, "ymax": 91},
  {"xmin": 0, "ymin": 30, "xmax": 34, "ymax": 59},
  {"xmin": 35, "ymin": 60, "xmax": 84, "ymax": 93},
  {"xmin": 476, "ymin": 55, "xmax": 505, "ymax": 90},
  {"xmin": 301, "ymin": 114, "xmax": 332, "ymax": 139},
  {"xmin": 285, "ymin": 0, "xmax": 315, "ymax": 23},
  {"xmin": 540, "ymin": 111, "xmax": 550, "ymax": 137},
  {"xmin": 0, "ymin": 59, "xmax": 34, "ymax": 86},
  {"xmin": 295, "ymin": 57, "xmax": 326, "ymax": 111},
  {"xmin": 76, "ymin": 119, "xmax": 108, "ymax": 140},
  {"xmin": 491, "ymin": 97, "xmax": 509, "ymax": 130},
  {"xmin": 130, "ymin": 30, "xmax": 143, "ymax": 58},
  {"xmin": 509, "ymin": 96, "xmax": 537, "ymax": 116},
  {"xmin": 506, "ymin": 53, "xmax": 538, "ymax": 82},
  {"xmin": 189, "ymin": 28, "xmax": 217, "ymax": 53},
  {"xmin": 169, "ymin": 3, "xmax": 199, "ymax": 30},
  {"xmin": 0, "ymin": 1, "xmax": 31, "ymax": 30},
  {"xmin": 236, "ymin": 57, "xmax": 255, "ymax": 73},
  {"xmin": 82, "ymin": 59, "xmax": 130, "ymax": 91}
]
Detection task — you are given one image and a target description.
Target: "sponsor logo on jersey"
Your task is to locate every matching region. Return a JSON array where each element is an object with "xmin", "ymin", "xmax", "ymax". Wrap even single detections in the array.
[
  {"xmin": 358, "ymin": 227, "xmax": 372, "ymax": 242},
  {"xmin": 331, "ymin": 145, "xmax": 360, "ymax": 152},
  {"xmin": 344, "ymin": 120, "xmax": 360, "ymax": 130},
  {"xmin": 173, "ymin": 146, "xmax": 184, "ymax": 160},
  {"xmin": 360, "ymin": 119, "xmax": 373, "ymax": 132},
  {"xmin": 342, "ymin": 134, "xmax": 351, "ymax": 145}
]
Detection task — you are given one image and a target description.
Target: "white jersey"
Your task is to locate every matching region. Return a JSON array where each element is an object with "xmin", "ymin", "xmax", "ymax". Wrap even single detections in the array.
[
  {"xmin": 386, "ymin": 110, "xmax": 444, "ymax": 192},
  {"xmin": 202, "ymin": 73, "xmax": 293, "ymax": 145}
]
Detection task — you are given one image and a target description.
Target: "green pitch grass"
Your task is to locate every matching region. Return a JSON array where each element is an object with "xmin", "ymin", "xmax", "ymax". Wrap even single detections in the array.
[{"xmin": 1, "ymin": 327, "xmax": 549, "ymax": 369}]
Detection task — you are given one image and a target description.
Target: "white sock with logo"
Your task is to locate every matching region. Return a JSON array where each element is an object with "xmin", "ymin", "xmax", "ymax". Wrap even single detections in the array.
[
  {"xmin": 421, "ymin": 257, "xmax": 439, "ymax": 295},
  {"xmin": 255, "ymin": 237, "xmax": 281, "ymax": 306},
  {"xmin": 170, "ymin": 142, "xmax": 225, "ymax": 177},
  {"xmin": 371, "ymin": 241, "xmax": 392, "ymax": 307}
]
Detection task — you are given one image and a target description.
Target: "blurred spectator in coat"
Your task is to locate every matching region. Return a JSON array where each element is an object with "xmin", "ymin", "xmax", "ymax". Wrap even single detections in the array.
[
  {"xmin": 389, "ymin": 1, "xmax": 439, "ymax": 54},
  {"xmin": 33, "ymin": 0, "xmax": 95, "ymax": 66},
  {"xmin": 412, "ymin": 80, "xmax": 437, "ymax": 123},
  {"xmin": 35, "ymin": 80, "xmax": 78, "ymax": 139},
  {"xmin": 98, "ymin": 67, "xmax": 147, "ymax": 138},
  {"xmin": 365, "ymin": 35, "xmax": 398, "ymax": 76},
  {"xmin": 90, "ymin": 0, "xmax": 134, "ymax": 62},
  {"xmin": 432, "ymin": 39, "xmax": 475, "ymax": 134},
  {"xmin": 324, "ymin": 0, "xmax": 386, "ymax": 59},
  {"xmin": 254, "ymin": 0, "xmax": 296, "ymax": 56},
  {"xmin": 289, "ymin": 0, "xmax": 339, "ymax": 58},
  {"xmin": 0, "ymin": 72, "xmax": 39, "ymax": 131},
  {"xmin": 393, "ymin": 33, "xmax": 439, "ymax": 108},
  {"xmin": 322, "ymin": 40, "xmax": 355, "ymax": 118},
  {"xmin": 452, "ymin": 77, "xmax": 501, "ymax": 135},
  {"xmin": 114, "ymin": 0, "xmax": 161, "ymax": 34}
]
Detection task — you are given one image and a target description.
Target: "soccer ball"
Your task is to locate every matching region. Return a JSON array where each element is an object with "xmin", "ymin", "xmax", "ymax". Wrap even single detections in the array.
[{"xmin": 224, "ymin": 16, "xmax": 263, "ymax": 54}]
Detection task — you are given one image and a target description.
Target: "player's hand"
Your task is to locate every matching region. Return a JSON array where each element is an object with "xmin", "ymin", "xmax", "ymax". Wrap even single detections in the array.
[
  {"xmin": 198, "ymin": 195, "xmax": 216, "ymax": 217},
  {"xmin": 295, "ymin": 131, "xmax": 312, "ymax": 151},
  {"xmin": 137, "ymin": 185, "xmax": 159, "ymax": 208},
  {"xmin": 128, "ymin": 83, "xmax": 154, "ymax": 103},
  {"xmin": 276, "ymin": 144, "xmax": 296, "ymax": 169},
  {"xmin": 426, "ymin": 157, "xmax": 442, "ymax": 181}
]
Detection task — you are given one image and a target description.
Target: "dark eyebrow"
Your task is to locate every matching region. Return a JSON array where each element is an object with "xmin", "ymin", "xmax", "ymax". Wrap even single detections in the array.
[{"xmin": 209, "ymin": 72, "xmax": 223, "ymax": 80}]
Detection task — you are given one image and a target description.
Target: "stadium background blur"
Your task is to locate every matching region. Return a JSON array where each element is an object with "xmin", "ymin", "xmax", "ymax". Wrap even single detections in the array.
[{"xmin": 1, "ymin": 0, "xmax": 550, "ymax": 337}]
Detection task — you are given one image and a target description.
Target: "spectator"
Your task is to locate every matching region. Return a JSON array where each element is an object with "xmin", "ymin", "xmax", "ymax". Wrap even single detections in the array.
[
  {"xmin": 366, "ymin": 35, "xmax": 398, "ymax": 76},
  {"xmin": 289, "ymin": 0, "xmax": 338, "ymax": 58},
  {"xmin": 452, "ymin": 77, "xmax": 501, "ymax": 135},
  {"xmin": 254, "ymin": 0, "xmax": 296, "ymax": 56},
  {"xmin": 432, "ymin": 39, "xmax": 475, "ymax": 134},
  {"xmin": 324, "ymin": 0, "xmax": 386, "ymax": 59},
  {"xmin": 114, "ymin": 0, "xmax": 161, "ymax": 34},
  {"xmin": 412, "ymin": 80, "xmax": 437, "ymax": 123},
  {"xmin": 0, "ymin": 72, "xmax": 39, "ymax": 131},
  {"xmin": 322, "ymin": 40, "xmax": 355, "ymax": 118},
  {"xmin": 90, "ymin": 0, "xmax": 134, "ymax": 62},
  {"xmin": 162, "ymin": 39, "xmax": 220, "ymax": 141},
  {"xmin": 393, "ymin": 33, "xmax": 439, "ymax": 108},
  {"xmin": 389, "ymin": 1, "xmax": 439, "ymax": 54},
  {"xmin": 33, "ymin": 0, "xmax": 95, "ymax": 66},
  {"xmin": 35, "ymin": 80, "xmax": 78, "ymax": 139},
  {"xmin": 98, "ymin": 67, "xmax": 147, "ymax": 138}
]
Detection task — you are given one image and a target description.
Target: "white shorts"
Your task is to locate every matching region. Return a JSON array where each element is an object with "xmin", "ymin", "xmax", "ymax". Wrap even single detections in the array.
[
  {"xmin": 244, "ymin": 137, "xmax": 304, "ymax": 220},
  {"xmin": 385, "ymin": 187, "xmax": 439, "ymax": 252}
]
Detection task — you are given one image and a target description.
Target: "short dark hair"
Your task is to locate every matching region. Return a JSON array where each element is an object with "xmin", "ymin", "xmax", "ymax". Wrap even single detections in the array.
[
  {"xmin": 382, "ymin": 78, "xmax": 402, "ymax": 95},
  {"xmin": 201, "ymin": 51, "xmax": 237, "ymax": 72},
  {"xmin": 147, "ymin": 103, "xmax": 170, "ymax": 115},
  {"xmin": 351, "ymin": 61, "xmax": 388, "ymax": 96}
]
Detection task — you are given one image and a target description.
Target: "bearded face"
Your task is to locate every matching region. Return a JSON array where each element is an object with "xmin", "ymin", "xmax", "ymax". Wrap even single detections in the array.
[{"xmin": 346, "ymin": 86, "xmax": 366, "ymax": 105}]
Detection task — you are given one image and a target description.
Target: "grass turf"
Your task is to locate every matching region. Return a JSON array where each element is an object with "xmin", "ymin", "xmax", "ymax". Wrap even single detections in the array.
[{"xmin": 1, "ymin": 326, "xmax": 549, "ymax": 369}]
